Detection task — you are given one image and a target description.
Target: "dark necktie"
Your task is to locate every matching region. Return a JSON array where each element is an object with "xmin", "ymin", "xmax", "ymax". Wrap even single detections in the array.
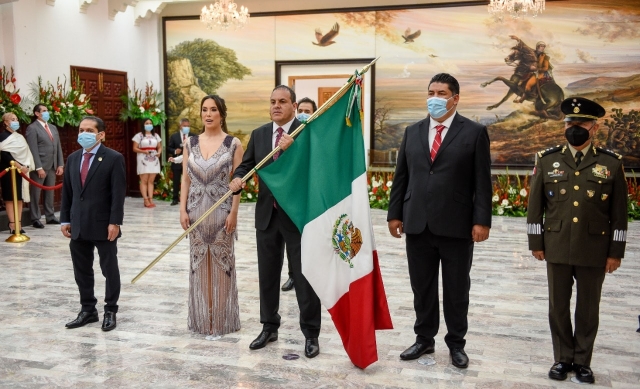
[
  {"xmin": 80, "ymin": 153, "xmax": 92, "ymax": 187},
  {"xmin": 430, "ymin": 125, "xmax": 445, "ymax": 161},
  {"xmin": 575, "ymin": 151, "xmax": 583, "ymax": 167},
  {"xmin": 273, "ymin": 127, "xmax": 284, "ymax": 160}
]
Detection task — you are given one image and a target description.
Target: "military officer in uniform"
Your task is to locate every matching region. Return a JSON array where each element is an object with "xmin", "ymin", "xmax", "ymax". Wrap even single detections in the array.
[{"xmin": 527, "ymin": 97, "xmax": 628, "ymax": 384}]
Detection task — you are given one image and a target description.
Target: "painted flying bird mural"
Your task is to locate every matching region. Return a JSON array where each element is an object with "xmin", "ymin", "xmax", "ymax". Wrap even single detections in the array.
[
  {"xmin": 402, "ymin": 28, "xmax": 421, "ymax": 43},
  {"xmin": 429, "ymin": 54, "xmax": 438, "ymax": 58},
  {"xmin": 313, "ymin": 22, "xmax": 340, "ymax": 47}
]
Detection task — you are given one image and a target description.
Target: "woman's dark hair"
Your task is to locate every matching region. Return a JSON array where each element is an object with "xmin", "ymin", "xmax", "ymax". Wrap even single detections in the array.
[{"xmin": 200, "ymin": 95, "xmax": 228, "ymax": 134}]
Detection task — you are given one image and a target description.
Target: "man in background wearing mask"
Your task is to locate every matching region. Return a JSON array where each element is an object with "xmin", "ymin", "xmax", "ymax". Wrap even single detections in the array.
[
  {"xmin": 60, "ymin": 116, "xmax": 126, "ymax": 332},
  {"xmin": 527, "ymin": 97, "xmax": 627, "ymax": 384},
  {"xmin": 277, "ymin": 97, "xmax": 319, "ymax": 293},
  {"xmin": 26, "ymin": 104, "xmax": 64, "ymax": 228},
  {"xmin": 167, "ymin": 118, "xmax": 196, "ymax": 206},
  {"xmin": 387, "ymin": 73, "xmax": 492, "ymax": 369}
]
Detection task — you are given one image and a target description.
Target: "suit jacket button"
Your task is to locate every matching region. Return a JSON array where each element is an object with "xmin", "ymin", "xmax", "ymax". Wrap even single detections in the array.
[
  {"xmin": 429, "ymin": 171, "xmax": 433, "ymax": 175},
  {"xmin": 574, "ymin": 185, "xmax": 579, "ymax": 190},
  {"xmin": 575, "ymin": 171, "xmax": 580, "ymax": 176},
  {"xmin": 80, "ymin": 197, "xmax": 83, "ymax": 201},
  {"xmin": 573, "ymin": 201, "xmax": 579, "ymax": 206},
  {"xmin": 573, "ymin": 217, "xmax": 578, "ymax": 223}
]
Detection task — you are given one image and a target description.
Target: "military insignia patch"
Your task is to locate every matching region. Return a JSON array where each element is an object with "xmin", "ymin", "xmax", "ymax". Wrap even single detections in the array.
[
  {"xmin": 592, "ymin": 164, "xmax": 610, "ymax": 179},
  {"xmin": 573, "ymin": 106, "xmax": 580, "ymax": 113},
  {"xmin": 601, "ymin": 194, "xmax": 609, "ymax": 201},
  {"xmin": 547, "ymin": 169, "xmax": 564, "ymax": 177},
  {"xmin": 560, "ymin": 189, "xmax": 566, "ymax": 195},
  {"xmin": 331, "ymin": 214, "xmax": 363, "ymax": 268},
  {"xmin": 552, "ymin": 162, "xmax": 560, "ymax": 168},
  {"xmin": 587, "ymin": 190, "xmax": 595, "ymax": 198},
  {"xmin": 548, "ymin": 191, "xmax": 554, "ymax": 197}
]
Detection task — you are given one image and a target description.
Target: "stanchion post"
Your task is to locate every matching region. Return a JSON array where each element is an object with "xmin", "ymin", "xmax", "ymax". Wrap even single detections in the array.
[{"xmin": 6, "ymin": 161, "xmax": 30, "ymax": 243}]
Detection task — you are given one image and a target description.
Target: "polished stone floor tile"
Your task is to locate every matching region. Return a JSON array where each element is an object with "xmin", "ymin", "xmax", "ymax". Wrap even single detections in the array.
[{"xmin": 1, "ymin": 200, "xmax": 639, "ymax": 388}]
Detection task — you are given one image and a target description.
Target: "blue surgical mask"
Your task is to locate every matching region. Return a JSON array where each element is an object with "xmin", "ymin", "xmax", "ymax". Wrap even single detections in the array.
[
  {"xmin": 144, "ymin": 124, "xmax": 153, "ymax": 132},
  {"xmin": 427, "ymin": 96, "xmax": 455, "ymax": 119},
  {"xmin": 9, "ymin": 121, "xmax": 20, "ymax": 131},
  {"xmin": 296, "ymin": 113, "xmax": 310, "ymax": 122},
  {"xmin": 181, "ymin": 127, "xmax": 190, "ymax": 134},
  {"xmin": 78, "ymin": 132, "xmax": 98, "ymax": 150},
  {"xmin": 41, "ymin": 111, "xmax": 50, "ymax": 122}
]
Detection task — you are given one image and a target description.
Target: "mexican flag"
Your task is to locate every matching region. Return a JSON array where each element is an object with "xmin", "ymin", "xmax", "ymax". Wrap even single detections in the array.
[{"xmin": 259, "ymin": 73, "xmax": 393, "ymax": 369}]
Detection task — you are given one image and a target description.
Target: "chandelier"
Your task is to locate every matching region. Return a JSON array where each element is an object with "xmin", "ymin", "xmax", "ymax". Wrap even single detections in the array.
[
  {"xmin": 200, "ymin": 0, "xmax": 249, "ymax": 30},
  {"xmin": 488, "ymin": 0, "xmax": 545, "ymax": 19}
]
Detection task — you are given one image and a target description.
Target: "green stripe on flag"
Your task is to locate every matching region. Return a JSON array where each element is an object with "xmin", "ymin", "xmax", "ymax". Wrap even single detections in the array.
[{"xmin": 259, "ymin": 85, "xmax": 366, "ymax": 232}]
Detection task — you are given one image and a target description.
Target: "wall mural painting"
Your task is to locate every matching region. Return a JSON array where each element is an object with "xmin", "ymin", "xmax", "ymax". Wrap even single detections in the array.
[{"xmin": 164, "ymin": 0, "xmax": 640, "ymax": 167}]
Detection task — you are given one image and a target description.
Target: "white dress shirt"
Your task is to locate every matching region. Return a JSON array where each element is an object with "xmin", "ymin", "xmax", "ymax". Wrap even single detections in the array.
[{"xmin": 428, "ymin": 112, "xmax": 457, "ymax": 150}]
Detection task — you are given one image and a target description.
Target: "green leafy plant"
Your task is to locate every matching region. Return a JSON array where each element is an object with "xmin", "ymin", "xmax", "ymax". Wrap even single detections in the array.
[
  {"xmin": 240, "ymin": 173, "xmax": 259, "ymax": 203},
  {"xmin": 153, "ymin": 164, "xmax": 174, "ymax": 202},
  {"xmin": 120, "ymin": 81, "xmax": 167, "ymax": 126},
  {"xmin": 368, "ymin": 171, "xmax": 394, "ymax": 210},
  {"xmin": 30, "ymin": 72, "xmax": 94, "ymax": 127},
  {"xmin": 492, "ymin": 170, "xmax": 530, "ymax": 217},
  {"xmin": 0, "ymin": 66, "xmax": 31, "ymax": 123},
  {"xmin": 627, "ymin": 171, "xmax": 640, "ymax": 221}
]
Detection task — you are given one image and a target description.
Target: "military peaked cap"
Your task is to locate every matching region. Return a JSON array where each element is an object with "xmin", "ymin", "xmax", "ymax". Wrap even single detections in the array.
[{"xmin": 562, "ymin": 97, "xmax": 605, "ymax": 122}]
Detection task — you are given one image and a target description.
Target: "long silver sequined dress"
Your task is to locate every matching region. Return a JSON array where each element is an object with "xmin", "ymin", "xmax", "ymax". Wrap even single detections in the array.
[{"xmin": 186, "ymin": 135, "xmax": 241, "ymax": 336}]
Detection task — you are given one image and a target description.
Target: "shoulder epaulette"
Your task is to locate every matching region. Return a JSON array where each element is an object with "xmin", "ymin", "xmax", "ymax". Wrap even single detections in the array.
[
  {"xmin": 595, "ymin": 146, "xmax": 623, "ymax": 160},
  {"xmin": 537, "ymin": 145, "xmax": 562, "ymax": 158}
]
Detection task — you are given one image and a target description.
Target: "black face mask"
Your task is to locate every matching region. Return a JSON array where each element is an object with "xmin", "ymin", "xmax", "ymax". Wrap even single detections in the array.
[{"xmin": 565, "ymin": 124, "xmax": 593, "ymax": 146}]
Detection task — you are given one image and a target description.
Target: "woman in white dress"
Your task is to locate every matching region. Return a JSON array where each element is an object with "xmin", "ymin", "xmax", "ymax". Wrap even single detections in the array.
[{"xmin": 132, "ymin": 119, "xmax": 162, "ymax": 208}]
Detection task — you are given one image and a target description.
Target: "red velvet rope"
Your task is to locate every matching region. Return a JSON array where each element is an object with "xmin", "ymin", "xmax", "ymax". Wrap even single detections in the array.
[
  {"xmin": 19, "ymin": 171, "xmax": 63, "ymax": 190},
  {"xmin": 0, "ymin": 168, "xmax": 9, "ymax": 179}
]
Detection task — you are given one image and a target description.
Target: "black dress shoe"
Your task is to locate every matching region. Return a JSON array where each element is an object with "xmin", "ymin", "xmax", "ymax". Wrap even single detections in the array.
[
  {"xmin": 400, "ymin": 341, "xmax": 435, "ymax": 360},
  {"xmin": 305, "ymin": 337, "xmax": 320, "ymax": 358},
  {"xmin": 170, "ymin": 200, "xmax": 179, "ymax": 206},
  {"xmin": 46, "ymin": 219, "xmax": 61, "ymax": 225},
  {"xmin": 32, "ymin": 220, "xmax": 45, "ymax": 229},
  {"xmin": 450, "ymin": 348, "xmax": 469, "ymax": 368},
  {"xmin": 548, "ymin": 362, "xmax": 572, "ymax": 380},
  {"xmin": 65, "ymin": 311, "xmax": 99, "ymax": 329},
  {"xmin": 281, "ymin": 277, "xmax": 294, "ymax": 291},
  {"xmin": 102, "ymin": 312, "xmax": 117, "ymax": 331},
  {"xmin": 574, "ymin": 364, "xmax": 595, "ymax": 384},
  {"xmin": 249, "ymin": 331, "xmax": 278, "ymax": 350}
]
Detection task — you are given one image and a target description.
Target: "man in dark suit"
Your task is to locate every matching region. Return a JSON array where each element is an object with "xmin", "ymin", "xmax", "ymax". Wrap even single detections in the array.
[
  {"xmin": 230, "ymin": 85, "xmax": 322, "ymax": 358},
  {"xmin": 387, "ymin": 73, "xmax": 492, "ymax": 368},
  {"xmin": 60, "ymin": 116, "xmax": 126, "ymax": 332},
  {"xmin": 527, "ymin": 97, "xmax": 627, "ymax": 384},
  {"xmin": 26, "ymin": 104, "xmax": 64, "ymax": 228},
  {"xmin": 167, "ymin": 118, "xmax": 196, "ymax": 206}
]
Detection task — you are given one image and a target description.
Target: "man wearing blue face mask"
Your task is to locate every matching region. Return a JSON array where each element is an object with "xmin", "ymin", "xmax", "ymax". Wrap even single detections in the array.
[
  {"xmin": 60, "ymin": 116, "xmax": 126, "ymax": 332},
  {"xmin": 388, "ymin": 73, "xmax": 492, "ymax": 369},
  {"xmin": 295, "ymin": 97, "xmax": 317, "ymax": 124},
  {"xmin": 527, "ymin": 97, "xmax": 627, "ymax": 384},
  {"xmin": 167, "ymin": 118, "xmax": 196, "ymax": 206},
  {"xmin": 26, "ymin": 104, "xmax": 64, "ymax": 228}
]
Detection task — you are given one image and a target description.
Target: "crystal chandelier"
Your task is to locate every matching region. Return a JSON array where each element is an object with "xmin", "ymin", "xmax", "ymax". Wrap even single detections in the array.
[
  {"xmin": 200, "ymin": 0, "xmax": 249, "ymax": 30},
  {"xmin": 488, "ymin": 0, "xmax": 545, "ymax": 19}
]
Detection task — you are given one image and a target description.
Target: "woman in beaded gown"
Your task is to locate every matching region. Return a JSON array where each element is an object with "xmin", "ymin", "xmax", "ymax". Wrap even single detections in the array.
[{"xmin": 179, "ymin": 95, "xmax": 244, "ymax": 336}]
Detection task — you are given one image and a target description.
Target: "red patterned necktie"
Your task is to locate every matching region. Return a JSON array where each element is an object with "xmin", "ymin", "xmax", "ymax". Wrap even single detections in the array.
[
  {"xmin": 44, "ymin": 123, "xmax": 54, "ymax": 142},
  {"xmin": 80, "ymin": 153, "xmax": 92, "ymax": 187},
  {"xmin": 430, "ymin": 124, "xmax": 445, "ymax": 162},
  {"xmin": 273, "ymin": 127, "xmax": 284, "ymax": 160}
]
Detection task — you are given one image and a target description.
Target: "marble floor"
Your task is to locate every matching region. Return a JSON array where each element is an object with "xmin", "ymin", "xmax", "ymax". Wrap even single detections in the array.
[{"xmin": 1, "ymin": 199, "xmax": 639, "ymax": 388}]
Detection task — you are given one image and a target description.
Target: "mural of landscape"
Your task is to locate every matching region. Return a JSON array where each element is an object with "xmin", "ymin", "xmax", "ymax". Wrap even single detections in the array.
[{"xmin": 164, "ymin": 0, "xmax": 640, "ymax": 167}]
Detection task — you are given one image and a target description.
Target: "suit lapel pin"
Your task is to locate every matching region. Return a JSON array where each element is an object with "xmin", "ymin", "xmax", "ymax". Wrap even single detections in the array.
[{"xmin": 98, "ymin": 157, "xmax": 103, "ymax": 161}]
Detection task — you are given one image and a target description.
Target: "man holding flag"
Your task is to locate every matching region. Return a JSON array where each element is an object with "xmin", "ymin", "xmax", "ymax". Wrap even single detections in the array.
[
  {"xmin": 230, "ymin": 85, "xmax": 323, "ymax": 359},
  {"xmin": 233, "ymin": 69, "xmax": 393, "ymax": 369}
]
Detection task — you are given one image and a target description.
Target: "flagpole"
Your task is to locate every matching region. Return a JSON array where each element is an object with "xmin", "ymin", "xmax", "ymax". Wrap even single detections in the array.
[{"xmin": 131, "ymin": 57, "xmax": 379, "ymax": 284}]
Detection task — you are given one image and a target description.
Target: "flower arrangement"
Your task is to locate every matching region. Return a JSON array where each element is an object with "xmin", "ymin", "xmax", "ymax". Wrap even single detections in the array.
[
  {"xmin": 120, "ymin": 81, "xmax": 167, "ymax": 126},
  {"xmin": 240, "ymin": 173, "xmax": 259, "ymax": 203},
  {"xmin": 492, "ymin": 170, "xmax": 530, "ymax": 217},
  {"xmin": 0, "ymin": 66, "xmax": 30, "ymax": 123},
  {"xmin": 153, "ymin": 164, "xmax": 174, "ymax": 202},
  {"xmin": 627, "ymin": 172, "xmax": 640, "ymax": 220},
  {"xmin": 368, "ymin": 171, "xmax": 394, "ymax": 210},
  {"xmin": 31, "ymin": 72, "xmax": 93, "ymax": 127}
]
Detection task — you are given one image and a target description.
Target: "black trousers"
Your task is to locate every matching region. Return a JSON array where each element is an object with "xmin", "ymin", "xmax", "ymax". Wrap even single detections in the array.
[
  {"xmin": 69, "ymin": 238, "xmax": 121, "ymax": 313},
  {"xmin": 406, "ymin": 226, "xmax": 474, "ymax": 349},
  {"xmin": 547, "ymin": 262, "xmax": 605, "ymax": 366},
  {"xmin": 257, "ymin": 207, "xmax": 321, "ymax": 338},
  {"xmin": 171, "ymin": 162, "xmax": 182, "ymax": 201}
]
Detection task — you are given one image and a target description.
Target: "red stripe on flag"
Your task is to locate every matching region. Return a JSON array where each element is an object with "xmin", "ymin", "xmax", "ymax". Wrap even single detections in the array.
[{"xmin": 327, "ymin": 250, "xmax": 393, "ymax": 369}]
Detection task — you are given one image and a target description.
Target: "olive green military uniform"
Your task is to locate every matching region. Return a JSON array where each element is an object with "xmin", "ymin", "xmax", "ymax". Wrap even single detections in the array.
[{"xmin": 527, "ymin": 143, "xmax": 628, "ymax": 366}]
